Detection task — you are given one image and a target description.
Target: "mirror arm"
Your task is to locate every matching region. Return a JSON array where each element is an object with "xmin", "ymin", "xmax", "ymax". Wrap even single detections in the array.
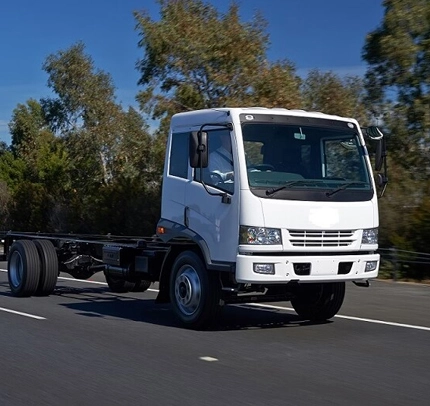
[{"xmin": 378, "ymin": 139, "xmax": 388, "ymax": 197}]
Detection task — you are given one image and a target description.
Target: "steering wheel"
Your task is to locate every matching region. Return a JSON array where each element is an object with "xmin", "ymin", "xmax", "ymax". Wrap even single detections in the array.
[
  {"xmin": 248, "ymin": 164, "xmax": 275, "ymax": 172},
  {"xmin": 210, "ymin": 172, "xmax": 224, "ymax": 185}
]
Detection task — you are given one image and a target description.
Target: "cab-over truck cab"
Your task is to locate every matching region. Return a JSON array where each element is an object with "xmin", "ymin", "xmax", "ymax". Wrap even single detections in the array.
[{"xmin": 157, "ymin": 107, "xmax": 387, "ymax": 328}]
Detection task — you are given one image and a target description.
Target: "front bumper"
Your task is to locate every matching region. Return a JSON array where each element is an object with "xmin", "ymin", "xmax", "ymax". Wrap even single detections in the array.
[{"xmin": 235, "ymin": 253, "xmax": 379, "ymax": 283}]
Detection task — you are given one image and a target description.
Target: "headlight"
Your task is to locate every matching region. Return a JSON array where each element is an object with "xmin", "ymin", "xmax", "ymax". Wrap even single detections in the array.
[
  {"xmin": 362, "ymin": 228, "xmax": 378, "ymax": 245},
  {"xmin": 240, "ymin": 226, "xmax": 282, "ymax": 245}
]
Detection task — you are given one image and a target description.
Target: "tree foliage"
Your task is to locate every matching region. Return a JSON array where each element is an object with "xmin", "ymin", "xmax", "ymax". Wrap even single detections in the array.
[
  {"xmin": 1, "ymin": 99, "xmax": 70, "ymax": 231},
  {"xmin": 43, "ymin": 42, "xmax": 127, "ymax": 188},
  {"xmin": 302, "ymin": 70, "xmax": 370, "ymax": 124},
  {"xmin": 134, "ymin": 0, "xmax": 301, "ymax": 130},
  {"xmin": 1, "ymin": 43, "xmax": 159, "ymax": 235},
  {"xmin": 363, "ymin": 0, "xmax": 430, "ymax": 172},
  {"xmin": 362, "ymin": 0, "xmax": 430, "ymax": 279},
  {"xmin": 51, "ymin": 44, "xmax": 157, "ymax": 234}
]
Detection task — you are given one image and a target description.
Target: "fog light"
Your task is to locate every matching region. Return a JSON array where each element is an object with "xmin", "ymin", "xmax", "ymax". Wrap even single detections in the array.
[
  {"xmin": 365, "ymin": 261, "xmax": 378, "ymax": 272},
  {"xmin": 253, "ymin": 263, "xmax": 275, "ymax": 275}
]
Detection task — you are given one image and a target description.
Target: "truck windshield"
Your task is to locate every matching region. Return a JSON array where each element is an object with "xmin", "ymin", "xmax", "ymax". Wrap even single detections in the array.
[{"xmin": 241, "ymin": 118, "xmax": 373, "ymax": 202}]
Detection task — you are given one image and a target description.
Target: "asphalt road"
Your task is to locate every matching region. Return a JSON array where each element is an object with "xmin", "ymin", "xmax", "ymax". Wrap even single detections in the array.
[{"xmin": 0, "ymin": 263, "xmax": 429, "ymax": 406}]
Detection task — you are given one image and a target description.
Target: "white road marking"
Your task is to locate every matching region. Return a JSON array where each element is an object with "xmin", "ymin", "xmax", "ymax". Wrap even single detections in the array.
[
  {"xmin": 0, "ymin": 272, "xmax": 159, "ymax": 292},
  {"xmin": 334, "ymin": 314, "xmax": 430, "ymax": 332},
  {"xmin": 57, "ymin": 276, "xmax": 107, "ymax": 285},
  {"xmin": 199, "ymin": 356, "xmax": 218, "ymax": 362},
  {"xmin": 1, "ymin": 269, "xmax": 429, "ymax": 331},
  {"xmin": 0, "ymin": 306, "xmax": 46, "ymax": 320},
  {"xmin": 56, "ymin": 275, "xmax": 159, "ymax": 292},
  {"xmin": 245, "ymin": 303, "xmax": 295, "ymax": 312},
  {"xmin": 245, "ymin": 303, "xmax": 430, "ymax": 332}
]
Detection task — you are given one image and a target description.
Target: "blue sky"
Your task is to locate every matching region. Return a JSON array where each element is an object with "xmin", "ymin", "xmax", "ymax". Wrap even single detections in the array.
[{"xmin": 0, "ymin": 0, "xmax": 385, "ymax": 144}]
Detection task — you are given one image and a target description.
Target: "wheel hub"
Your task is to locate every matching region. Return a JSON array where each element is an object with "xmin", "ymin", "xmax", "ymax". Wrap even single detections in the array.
[
  {"xmin": 9, "ymin": 251, "xmax": 24, "ymax": 288},
  {"xmin": 174, "ymin": 267, "xmax": 202, "ymax": 316}
]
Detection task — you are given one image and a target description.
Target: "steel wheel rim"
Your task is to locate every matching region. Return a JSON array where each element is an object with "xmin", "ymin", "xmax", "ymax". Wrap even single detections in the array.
[
  {"xmin": 9, "ymin": 251, "xmax": 24, "ymax": 288},
  {"xmin": 174, "ymin": 266, "xmax": 202, "ymax": 316}
]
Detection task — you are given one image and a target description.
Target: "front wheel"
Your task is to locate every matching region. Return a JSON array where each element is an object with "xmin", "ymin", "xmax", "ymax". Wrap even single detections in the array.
[
  {"xmin": 291, "ymin": 282, "xmax": 345, "ymax": 321},
  {"xmin": 170, "ymin": 251, "xmax": 221, "ymax": 329}
]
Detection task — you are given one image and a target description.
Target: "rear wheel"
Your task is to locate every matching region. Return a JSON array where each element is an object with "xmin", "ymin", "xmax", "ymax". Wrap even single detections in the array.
[
  {"xmin": 34, "ymin": 239, "xmax": 58, "ymax": 296},
  {"xmin": 104, "ymin": 273, "xmax": 135, "ymax": 293},
  {"xmin": 104, "ymin": 273, "xmax": 151, "ymax": 293},
  {"xmin": 291, "ymin": 282, "xmax": 345, "ymax": 321},
  {"xmin": 170, "ymin": 251, "xmax": 221, "ymax": 329},
  {"xmin": 132, "ymin": 279, "xmax": 152, "ymax": 292},
  {"xmin": 8, "ymin": 240, "xmax": 41, "ymax": 297}
]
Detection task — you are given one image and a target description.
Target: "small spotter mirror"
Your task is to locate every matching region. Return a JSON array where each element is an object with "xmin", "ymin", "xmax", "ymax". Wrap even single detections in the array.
[
  {"xmin": 366, "ymin": 126, "xmax": 384, "ymax": 140},
  {"xmin": 340, "ymin": 139, "xmax": 356, "ymax": 150}
]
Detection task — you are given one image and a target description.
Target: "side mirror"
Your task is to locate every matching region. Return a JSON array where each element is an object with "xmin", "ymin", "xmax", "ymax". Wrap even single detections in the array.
[
  {"xmin": 377, "ymin": 173, "xmax": 388, "ymax": 188},
  {"xmin": 364, "ymin": 126, "xmax": 388, "ymax": 196},
  {"xmin": 189, "ymin": 131, "xmax": 208, "ymax": 168},
  {"xmin": 363, "ymin": 126, "xmax": 386, "ymax": 171},
  {"xmin": 366, "ymin": 126, "xmax": 384, "ymax": 141}
]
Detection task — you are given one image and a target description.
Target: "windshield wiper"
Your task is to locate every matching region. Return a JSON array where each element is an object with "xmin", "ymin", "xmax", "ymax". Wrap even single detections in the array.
[
  {"xmin": 266, "ymin": 181, "xmax": 305, "ymax": 196},
  {"xmin": 325, "ymin": 181, "xmax": 367, "ymax": 197},
  {"xmin": 265, "ymin": 180, "xmax": 324, "ymax": 196}
]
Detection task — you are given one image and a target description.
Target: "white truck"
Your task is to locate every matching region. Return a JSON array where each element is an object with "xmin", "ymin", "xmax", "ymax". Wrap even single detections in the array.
[{"xmin": 4, "ymin": 107, "xmax": 387, "ymax": 329}]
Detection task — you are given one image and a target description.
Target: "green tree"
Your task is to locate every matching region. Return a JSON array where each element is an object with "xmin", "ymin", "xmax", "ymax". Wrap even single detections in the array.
[
  {"xmin": 302, "ymin": 70, "xmax": 370, "ymax": 124},
  {"xmin": 363, "ymin": 0, "xmax": 430, "ymax": 273},
  {"xmin": 403, "ymin": 182, "xmax": 430, "ymax": 280},
  {"xmin": 9, "ymin": 100, "xmax": 69, "ymax": 188},
  {"xmin": 0, "ymin": 151, "xmax": 26, "ymax": 192},
  {"xmin": 377, "ymin": 159, "xmax": 421, "ymax": 248},
  {"xmin": 363, "ymin": 0, "xmax": 430, "ymax": 173},
  {"xmin": 0, "ymin": 179, "xmax": 11, "ymax": 230},
  {"xmin": 6, "ymin": 99, "xmax": 70, "ymax": 231},
  {"xmin": 9, "ymin": 99, "xmax": 48, "ymax": 160},
  {"xmin": 134, "ymin": 0, "xmax": 301, "ymax": 132},
  {"xmin": 252, "ymin": 61, "xmax": 302, "ymax": 109},
  {"xmin": 41, "ymin": 43, "xmax": 158, "ymax": 235},
  {"xmin": 115, "ymin": 107, "xmax": 155, "ymax": 179},
  {"xmin": 409, "ymin": 184, "xmax": 430, "ymax": 254},
  {"xmin": 42, "ymin": 42, "xmax": 122, "ymax": 189}
]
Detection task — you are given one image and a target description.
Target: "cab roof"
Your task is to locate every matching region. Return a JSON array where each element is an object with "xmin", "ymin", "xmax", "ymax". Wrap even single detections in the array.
[{"xmin": 171, "ymin": 107, "xmax": 358, "ymax": 130}]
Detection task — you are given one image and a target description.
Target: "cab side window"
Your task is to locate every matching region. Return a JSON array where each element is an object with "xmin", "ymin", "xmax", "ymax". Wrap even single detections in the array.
[
  {"xmin": 195, "ymin": 129, "xmax": 234, "ymax": 194},
  {"xmin": 169, "ymin": 132, "xmax": 188, "ymax": 179}
]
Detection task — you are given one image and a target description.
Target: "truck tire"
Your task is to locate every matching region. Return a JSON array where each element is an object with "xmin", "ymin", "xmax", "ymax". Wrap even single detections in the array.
[
  {"xmin": 170, "ymin": 251, "xmax": 221, "ymax": 329},
  {"xmin": 34, "ymin": 240, "xmax": 58, "ymax": 296},
  {"xmin": 132, "ymin": 279, "xmax": 152, "ymax": 292},
  {"xmin": 104, "ymin": 272, "xmax": 136, "ymax": 293},
  {"xmin": 291, "ymin": 282, "xmax": 345, "ymax": 322},
  {"xmin": 8, "ymin": 240, "xmax": 41, "ymax": 297}
]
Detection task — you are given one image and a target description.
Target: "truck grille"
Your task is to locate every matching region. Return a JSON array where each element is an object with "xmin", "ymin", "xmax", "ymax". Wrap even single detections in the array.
[{"xmin": 288, "ymin": 230, "xmax": 355, "ymax": 247}]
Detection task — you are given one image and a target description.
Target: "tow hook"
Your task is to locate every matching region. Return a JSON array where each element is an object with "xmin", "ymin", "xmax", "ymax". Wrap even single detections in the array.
[{"xmin": 353, "ymin": 280, "xmax": 370, "ymax": 287}]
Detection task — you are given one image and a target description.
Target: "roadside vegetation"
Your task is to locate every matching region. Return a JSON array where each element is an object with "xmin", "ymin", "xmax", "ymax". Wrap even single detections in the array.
[{"xmin": 0, "ymin": 0, "xmax": 429, "ymax": 280}]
